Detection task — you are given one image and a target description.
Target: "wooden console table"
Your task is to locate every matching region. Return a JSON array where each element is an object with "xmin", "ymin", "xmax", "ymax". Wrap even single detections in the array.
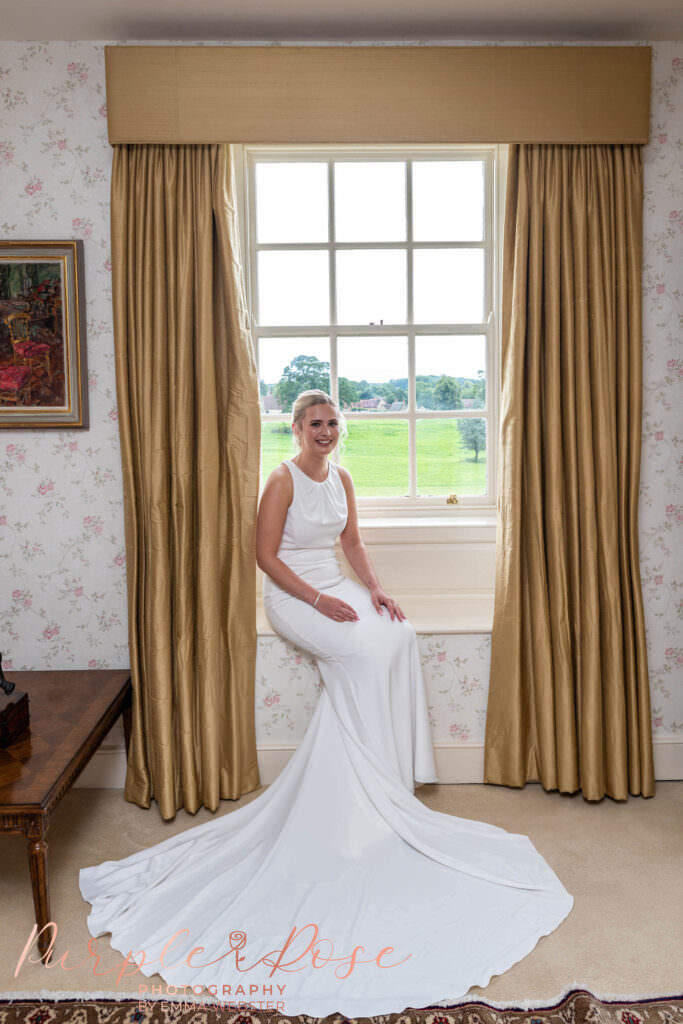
[{"xmin": 0, "ymin": 669, "xmax": 132, "ymax": 958}]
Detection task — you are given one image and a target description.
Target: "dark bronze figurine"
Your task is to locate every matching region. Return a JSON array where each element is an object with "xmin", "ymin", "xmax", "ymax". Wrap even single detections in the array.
[{"xmin": 0, "ymin": 652, "xmax": 16, "ymax": 695}]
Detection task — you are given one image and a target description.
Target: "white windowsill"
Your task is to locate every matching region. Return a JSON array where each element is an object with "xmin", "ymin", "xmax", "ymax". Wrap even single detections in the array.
[{"xmin": 356, "ymin": 514, "xmax": 497, "ymax": 541}]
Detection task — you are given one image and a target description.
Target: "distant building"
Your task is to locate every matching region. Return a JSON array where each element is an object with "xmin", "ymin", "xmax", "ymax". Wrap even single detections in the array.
[
  {"xmin": 262, "ymin": 394, "xmax": 282, "ymax": 412},
  {"xmin": 351, "ymin": 397, "xmax": 385, "ymax": 411}
]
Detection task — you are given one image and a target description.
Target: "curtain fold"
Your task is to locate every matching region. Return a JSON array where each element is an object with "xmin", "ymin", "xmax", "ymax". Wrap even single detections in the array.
[
  {"xmin": 111, "ymin": 143, "xmax": 262, "ymax": 820},
  {"xmin": 484, "ymin": 143, "xmax": 655, "ymax": 802}
]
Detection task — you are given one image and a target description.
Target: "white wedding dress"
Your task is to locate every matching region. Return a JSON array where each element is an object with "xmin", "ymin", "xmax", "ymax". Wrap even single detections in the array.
[{"xmin": 79, "ymin": 457, "xmax": 573, "ymax": 1016}]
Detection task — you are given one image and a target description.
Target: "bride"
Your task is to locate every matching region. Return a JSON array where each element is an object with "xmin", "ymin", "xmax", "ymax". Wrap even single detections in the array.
[{"xmin": 79, "ymin": 389, "xmax": 573, "ymax": 1017}]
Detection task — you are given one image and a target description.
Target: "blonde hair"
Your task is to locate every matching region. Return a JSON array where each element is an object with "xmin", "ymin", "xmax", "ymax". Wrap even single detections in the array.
[{"xmin": 291, "ymin": 390, "xmax": 348, "ymax": 450}]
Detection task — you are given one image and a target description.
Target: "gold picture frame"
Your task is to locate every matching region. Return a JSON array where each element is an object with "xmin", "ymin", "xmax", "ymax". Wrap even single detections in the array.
[{"xmin": 0, "ymin": 240, "xmax": 88, "ymax": 428}]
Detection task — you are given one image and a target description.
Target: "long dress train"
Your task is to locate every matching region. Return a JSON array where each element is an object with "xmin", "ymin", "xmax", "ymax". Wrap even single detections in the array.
[{"xmin": 79, "ymin": 458, "xmax": 573, "ymax": 1016}]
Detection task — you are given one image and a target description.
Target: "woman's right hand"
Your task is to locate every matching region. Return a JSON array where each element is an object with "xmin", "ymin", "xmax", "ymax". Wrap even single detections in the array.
[{"xmin": 315, "ymin": 593, "xmax": 359, "ymax": 622}]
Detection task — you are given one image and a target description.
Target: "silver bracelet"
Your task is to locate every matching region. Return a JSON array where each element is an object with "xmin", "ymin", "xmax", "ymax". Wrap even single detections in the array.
[{"xmin": 312, "ymin": 591, "xmax": 321, "ymax": 608}]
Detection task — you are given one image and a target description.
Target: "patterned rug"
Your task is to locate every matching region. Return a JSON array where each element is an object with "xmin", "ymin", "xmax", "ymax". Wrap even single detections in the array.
[{"xmin": 0, "ymin": 988, "xmax": 681, "ymax": 1024}]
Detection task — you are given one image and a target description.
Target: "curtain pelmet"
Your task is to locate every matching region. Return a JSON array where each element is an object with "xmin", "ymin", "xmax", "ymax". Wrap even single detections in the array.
[
  {"xmin": 111, "ymin": 144, "xmax": 261, "ymax": 819},
  {"xmin": 484, "ymin": 144, "xmax": 655, "ymax": 801}
]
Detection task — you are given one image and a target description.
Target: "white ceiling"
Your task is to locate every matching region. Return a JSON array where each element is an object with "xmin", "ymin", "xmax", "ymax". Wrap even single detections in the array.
[{"xmin": 2, "ymin": 0, "xmax": 682, "ymax": 42}]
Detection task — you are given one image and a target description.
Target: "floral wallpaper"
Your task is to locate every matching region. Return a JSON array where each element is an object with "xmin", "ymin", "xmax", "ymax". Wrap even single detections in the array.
[
  {"xmin": 0, "ymin": 41, "xmax": 681, "ymax": 752},
  {"xmin": 0, "ymin": 43, "xmax": 126, "ymax": 672},
  {"xmin": 640, "ymin": 45, "xmax": 683, "ymax": 737},
  {"xmin": 256, "ymin": 633, "xmax": 491, "ymax": 745}
]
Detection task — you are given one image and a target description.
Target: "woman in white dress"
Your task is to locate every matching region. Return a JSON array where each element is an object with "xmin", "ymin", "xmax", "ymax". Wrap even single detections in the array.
[
  {"xmin": 79, "ymin": 389, "xmax": 573, "ymax": 1017},
  {"xmin": 258, "ymin": 389, "xmax": 439, "ymax": 794}
]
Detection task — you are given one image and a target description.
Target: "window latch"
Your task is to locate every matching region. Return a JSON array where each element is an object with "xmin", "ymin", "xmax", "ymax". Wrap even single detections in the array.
[{"xmin": 446, "ymin": 493, "xmax": 459, "ymax": 505}]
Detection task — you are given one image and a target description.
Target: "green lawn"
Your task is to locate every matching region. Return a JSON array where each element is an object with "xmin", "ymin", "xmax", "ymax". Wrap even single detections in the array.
[{"xmin": 261, "ymin": 418, "xmax": 487, "ymax": 498}]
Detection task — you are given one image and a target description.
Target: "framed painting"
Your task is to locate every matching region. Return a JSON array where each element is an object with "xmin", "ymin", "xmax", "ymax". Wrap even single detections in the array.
[{"xmin": 0, "ymin": 240, "xmax": 88, "ymax": 428}]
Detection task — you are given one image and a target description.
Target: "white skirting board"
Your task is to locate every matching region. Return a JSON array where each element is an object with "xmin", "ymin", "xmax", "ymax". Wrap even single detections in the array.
[{"xmin": 74, "ymin": 736, "xmax": 683, "ymax": 790}]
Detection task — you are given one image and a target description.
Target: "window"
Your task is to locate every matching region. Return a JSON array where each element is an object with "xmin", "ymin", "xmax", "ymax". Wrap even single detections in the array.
[{"xmin": 241, "ymin": 145, "xmax": 502, "ymax": 517}]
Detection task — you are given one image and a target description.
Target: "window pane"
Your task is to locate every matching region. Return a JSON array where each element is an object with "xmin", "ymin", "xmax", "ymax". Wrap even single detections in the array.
[
  {"xmin": 413, "ymin": 160, "xmax": 484, "ymax": 242},
  {"xmin": 255, "ymin": 162, "xmax": 328, "ymax": 243},
  {"xmin": 337, "ymin": 336, "xmax": 407, "ymax": 411},
  {"xmin": 335, "ymin": 162, "xmax": 406, "ymax": 242},
  {"xmin": 336, "ymin": 250, "xmax": 407, "ymax": 325},
  {"xmin": 258, "ymin": 251, "xmax": 329, "ymax": 326},
  {"xmin": 413, "ymin": 249, "xmax": 484, "ymax": 324},
  {"xmin": 415, "ymin": 335, "xmax": 486, "ymax": 411},
  {"xmin": 259, "ymin": 338, "xmax": 330, "ymax": 414},
  {"xmin": 339, "ymin": 420, "xmax": 408, "ymax": 497},
  {"xmin": 261, "ymin": 420, "xmax": 297, "ymax": 483},
  {"xmin": 416, "ymin": 418, "xmax": 487, "ymax": 496}
]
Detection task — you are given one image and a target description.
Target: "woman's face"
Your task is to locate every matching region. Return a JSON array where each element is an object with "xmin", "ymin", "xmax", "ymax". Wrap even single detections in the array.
[{"xmin": 294, "ymin": 403, "xmax": 340, "ymax": 456}]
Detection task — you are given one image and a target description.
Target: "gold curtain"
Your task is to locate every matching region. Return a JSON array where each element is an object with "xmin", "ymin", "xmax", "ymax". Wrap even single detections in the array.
[
  {"xmin": 484, "ymin": 144, "xmax": 655, "ymax": 802},
  {"xmin": 111, "ymin": 143, "xmax": 262, "ymax": 820}
]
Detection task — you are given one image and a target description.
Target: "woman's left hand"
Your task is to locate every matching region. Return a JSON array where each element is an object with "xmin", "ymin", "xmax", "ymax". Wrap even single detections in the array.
[{"xmin": 370, "ymin": 585, "xmax": 406, "ymax": 621}]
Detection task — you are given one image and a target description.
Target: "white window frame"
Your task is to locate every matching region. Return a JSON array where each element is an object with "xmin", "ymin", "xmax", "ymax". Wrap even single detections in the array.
[{"xmin": 236, "ymin": 143, "xmax": 506, "ymax": 526}]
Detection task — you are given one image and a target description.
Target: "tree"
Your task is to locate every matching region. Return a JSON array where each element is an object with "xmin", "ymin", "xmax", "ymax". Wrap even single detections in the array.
[
  {"xmin": 375, "ymin": 382, "xmax": 406, "ymax": 406},
  {"xmin": 274, "ymin": 355, "xmax": 330, "ymax": 412},
  {"xmin": 338, "ymin": 376, "xmax": 359, "ymax": 408},
  {"xmin": 473, "ymin": 369, "xmax": 486, "ymax": 409},
  {"xmin": 416, "ymin": 378, "xmax": 436, "ymax": 409},
  {"xmin": 433, "ymin": 375, "xmax": 462, "ymax": 410},
  {"xmin": 259, "ymin": 379, "xmax": 268, "ymax": 397},
  {"xmin": 388, "ymin": 384, "xmax": 407, "ymax": 406},
  {"xmin": 459, "ymin": 419, "xmax": 486, "ymax": 462}
]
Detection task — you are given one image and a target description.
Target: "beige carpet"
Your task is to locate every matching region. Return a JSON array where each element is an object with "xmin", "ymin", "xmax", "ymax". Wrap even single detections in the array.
[{"xmin": 1, "ymin": 782, "xmax": 682, "ymax": 1002}]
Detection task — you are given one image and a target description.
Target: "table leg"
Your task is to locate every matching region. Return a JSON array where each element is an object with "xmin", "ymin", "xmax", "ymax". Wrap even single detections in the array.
[
  {"xmin": 26, "ymin": 818, "xmax": 51, "ymax": 961},
  {"xmin": 122, "ymin": 687, "xmax": 132, "ymax": 755}
]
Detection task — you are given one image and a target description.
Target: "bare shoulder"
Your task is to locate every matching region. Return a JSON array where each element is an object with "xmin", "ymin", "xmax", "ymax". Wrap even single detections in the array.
[
  {"xmin": 335, "ymin": 463, "xmax": 357, "ymax": 504},
  {"xmin": 260, "ymin": 462, "xmax": 293, "ymax": 505},
  {"xmin": 256, "ymin": 463, "xmax": 292, "ymax": 564},
  {"xmin": 335, "ymin": 463, "xmax": 354, "ymax": 488}
]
